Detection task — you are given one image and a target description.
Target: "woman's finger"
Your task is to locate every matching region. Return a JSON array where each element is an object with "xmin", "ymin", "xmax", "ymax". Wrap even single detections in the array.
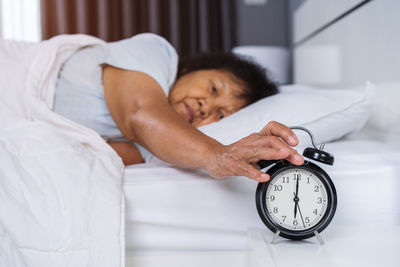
[
  {"xmin": 236, "ymin": 162, "xmax": 270, "ymax": 182},
  {"xmin": 259, "ymin": 121, "xmax": 298, "ymax": 146},
  {"xmin": 241, "ymin": 135, "xmax": 304, "ymax": 165},
  {"xmin": 260, "ymin": 137, "xmax": 304, "ymax": 165},
  {"xmin": 250, "ymin": 146, "xmax": 304, "ymax": 166},
  {"xmin": 286, "ymin": 151, "xmax": 304, "ymax": 165}
]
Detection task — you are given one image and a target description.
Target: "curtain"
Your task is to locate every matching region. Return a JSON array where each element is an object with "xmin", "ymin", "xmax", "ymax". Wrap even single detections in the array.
[{"xmin": 40, "ymin": 0, "xmax": 237, "ymax": 57}]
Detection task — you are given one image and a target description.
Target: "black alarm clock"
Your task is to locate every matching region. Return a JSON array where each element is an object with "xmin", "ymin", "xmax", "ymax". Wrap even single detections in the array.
[{"xmin": 255, "ymin": 126, "xmax": 337, "ymax": 245}]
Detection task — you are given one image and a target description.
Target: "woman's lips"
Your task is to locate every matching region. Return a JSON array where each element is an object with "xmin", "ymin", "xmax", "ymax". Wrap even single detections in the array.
[{"xmin": 184, "ymin": 102, "xmax": 194, "ymax": 123}]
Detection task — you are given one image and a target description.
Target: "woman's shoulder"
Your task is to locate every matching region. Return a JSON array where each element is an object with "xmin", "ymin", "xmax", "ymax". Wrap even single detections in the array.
[
  {"xmin": 102, "ymin": 33, "xmax": 179, "ymax": 94},
  {"xmin": 106, "ymin": 33, "xmax": 177, "ymax": 59}
]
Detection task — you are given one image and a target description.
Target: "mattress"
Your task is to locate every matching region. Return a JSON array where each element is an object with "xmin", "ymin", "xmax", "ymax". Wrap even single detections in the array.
[{"xmin": 123, "ymin": 138, "xmax": 400, "ymax": 251}]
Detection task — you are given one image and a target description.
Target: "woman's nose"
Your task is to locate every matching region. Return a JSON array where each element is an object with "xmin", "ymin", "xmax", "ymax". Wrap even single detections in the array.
[{"xmin": 198, "ymin": 99, "xmax": 213, "ymax": 118}]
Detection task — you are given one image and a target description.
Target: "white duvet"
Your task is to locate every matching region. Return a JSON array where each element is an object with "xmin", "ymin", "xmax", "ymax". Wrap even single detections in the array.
[{"xmin": 0, "ymin": 35, "xmax": 125, "ymax": 267}]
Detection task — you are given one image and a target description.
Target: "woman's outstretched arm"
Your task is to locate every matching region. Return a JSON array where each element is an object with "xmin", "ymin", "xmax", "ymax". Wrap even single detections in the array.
[{"xmin": 103, "ymin": 66, "xmax": 303, "ymax": 181}]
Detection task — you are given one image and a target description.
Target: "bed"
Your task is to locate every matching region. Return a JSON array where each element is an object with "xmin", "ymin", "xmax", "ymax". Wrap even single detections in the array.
[
  {"xmin": 121, "ymin": 78, "xmax": 400, "ymax": 267},
  {"xmin": 124, "ymin": 0, "xmax": 400, "ymax": 266},
  {"xmin": 123, "ymin": 135, "xmax": 400, "ymax": 266},
  {"xmin": 124, "ymin": 136, "xmax": 400, "ymax": 249},
  {"xmin": 2, "ymin": 43, "xmax": 398, "ymax": 267}
]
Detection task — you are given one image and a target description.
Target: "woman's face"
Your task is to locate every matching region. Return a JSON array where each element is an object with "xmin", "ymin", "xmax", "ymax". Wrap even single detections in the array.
[{"xmin": 168, "ymin": 70, "xmax": 247, "ymax": 127}]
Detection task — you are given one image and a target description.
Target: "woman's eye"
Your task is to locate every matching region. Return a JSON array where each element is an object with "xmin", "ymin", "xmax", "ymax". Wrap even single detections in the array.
[{"xmin": 211, "ymin": 84, "xmax": 217, "ymax": 94}]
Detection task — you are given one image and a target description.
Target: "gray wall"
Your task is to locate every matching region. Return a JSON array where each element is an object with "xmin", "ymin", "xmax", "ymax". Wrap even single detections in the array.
[
  {"xmin": 234, "ymin": 0, "xmax": 304, "ymax": 83},
  {"xmin": 288, "ymin": 0, "xmax": 306, "ymax": 46},
  {"xmin": 235, "ymin": 0, "xmax": 290, "ymax": 47}
]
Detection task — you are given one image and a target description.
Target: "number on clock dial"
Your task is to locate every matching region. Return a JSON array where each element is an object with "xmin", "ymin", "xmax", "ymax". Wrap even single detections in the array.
[{"xmin": 265, "ymin": 168, "xmax": 328, "ymax": 231}]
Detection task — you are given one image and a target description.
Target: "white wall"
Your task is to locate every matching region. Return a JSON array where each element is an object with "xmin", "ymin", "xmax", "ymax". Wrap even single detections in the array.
[
  {"xmin": 293, "ymin": 0, "xmax": 400, "ymax": 88},
  {"xmin": 0, "ymin": 0, "xmax": 41, "ymax": 41},
  {"xmin": 293, "ymin": 0, "xmax": 364, "ymax": 44}
]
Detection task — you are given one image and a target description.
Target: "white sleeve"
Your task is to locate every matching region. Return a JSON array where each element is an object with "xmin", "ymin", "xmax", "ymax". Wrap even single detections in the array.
[{"xmin": 102, "ymin": 33, "xmax": 178, "ymax": 96}]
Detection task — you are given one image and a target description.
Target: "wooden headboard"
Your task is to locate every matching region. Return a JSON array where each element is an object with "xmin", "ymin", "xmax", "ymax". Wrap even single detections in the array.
[{"xmin": 293, "ymin": 0, "xmax": 400, "ymax": 88}]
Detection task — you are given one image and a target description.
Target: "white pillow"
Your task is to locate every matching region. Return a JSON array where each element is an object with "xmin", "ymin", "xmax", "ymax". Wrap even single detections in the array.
[
  {"xmin": 354, "ymin": 81, "xmax": 400, "ymax": 148},
  {"xmin": 198, "ymin": 82, "xmax": 375, "ymax": 148}
]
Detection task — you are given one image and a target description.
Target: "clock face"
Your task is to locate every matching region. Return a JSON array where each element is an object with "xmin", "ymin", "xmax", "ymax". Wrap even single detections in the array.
[
  {"xmin": 265, "ymin": 168, "xmax": 328, "ymax": 231},
  {"xmin": 256, "ymin": 162, "xmax": 337, "ymax": 240}
]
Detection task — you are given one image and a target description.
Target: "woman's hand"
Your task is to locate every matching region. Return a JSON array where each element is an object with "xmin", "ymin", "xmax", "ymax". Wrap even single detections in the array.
[
  {"xmin": 204, "ymin": 121, "xmax": 304, "ymax": 182},
  {"xmin": 107, "ymin": 141, "xmax": 144, "ymax": 165}
]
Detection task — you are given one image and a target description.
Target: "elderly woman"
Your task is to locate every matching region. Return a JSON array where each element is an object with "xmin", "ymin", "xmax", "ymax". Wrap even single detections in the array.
[{"xmin": 53, "ymin": 33, "xmax": 304, "ymax": 182}]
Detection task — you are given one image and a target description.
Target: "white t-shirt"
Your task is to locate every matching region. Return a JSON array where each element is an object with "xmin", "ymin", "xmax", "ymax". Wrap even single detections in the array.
[{"xmin": 53, "ymin": 33, "xmax": 178, "ymax": 157}]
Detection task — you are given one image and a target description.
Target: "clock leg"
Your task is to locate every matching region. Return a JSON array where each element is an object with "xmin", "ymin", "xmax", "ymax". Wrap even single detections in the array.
[
  {"xmin": 314, "ymin": 231, "xmax": 324, "ymax": 245},
  {"xmin": 271, "ymin": 230, "xmax": 281, "ymax": 244}
]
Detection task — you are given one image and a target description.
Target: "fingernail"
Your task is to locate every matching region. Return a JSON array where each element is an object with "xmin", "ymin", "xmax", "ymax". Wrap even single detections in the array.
[
  {"xmin": 289, "ymin": 136, "xmax": 296, "ymax": 144},
  {"xmin": 259, "ymin": 173, "xmax": 269, "ymax": 181},
  {"xmin": 295, "ymin": 154, "xmax": 303, "ymax": 162}
]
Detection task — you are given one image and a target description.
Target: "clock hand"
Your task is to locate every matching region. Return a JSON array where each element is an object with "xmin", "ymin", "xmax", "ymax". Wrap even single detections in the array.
[
  {"xmin": 297, "ymin": 202, "xmax": 306, "ymax": 228},
  {"xmin": 293, "ymin": 192, "xmax": 299, "ymax": 219},
  {"xmin": 293, "ymin": 177, "xmax": 300, "ymax": 218}
]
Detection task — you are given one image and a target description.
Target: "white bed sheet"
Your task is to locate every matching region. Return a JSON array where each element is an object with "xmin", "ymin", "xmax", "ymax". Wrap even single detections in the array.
[{"xmin": 123, "ymin": 138, "xmax": 400, "ymax": 251}]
